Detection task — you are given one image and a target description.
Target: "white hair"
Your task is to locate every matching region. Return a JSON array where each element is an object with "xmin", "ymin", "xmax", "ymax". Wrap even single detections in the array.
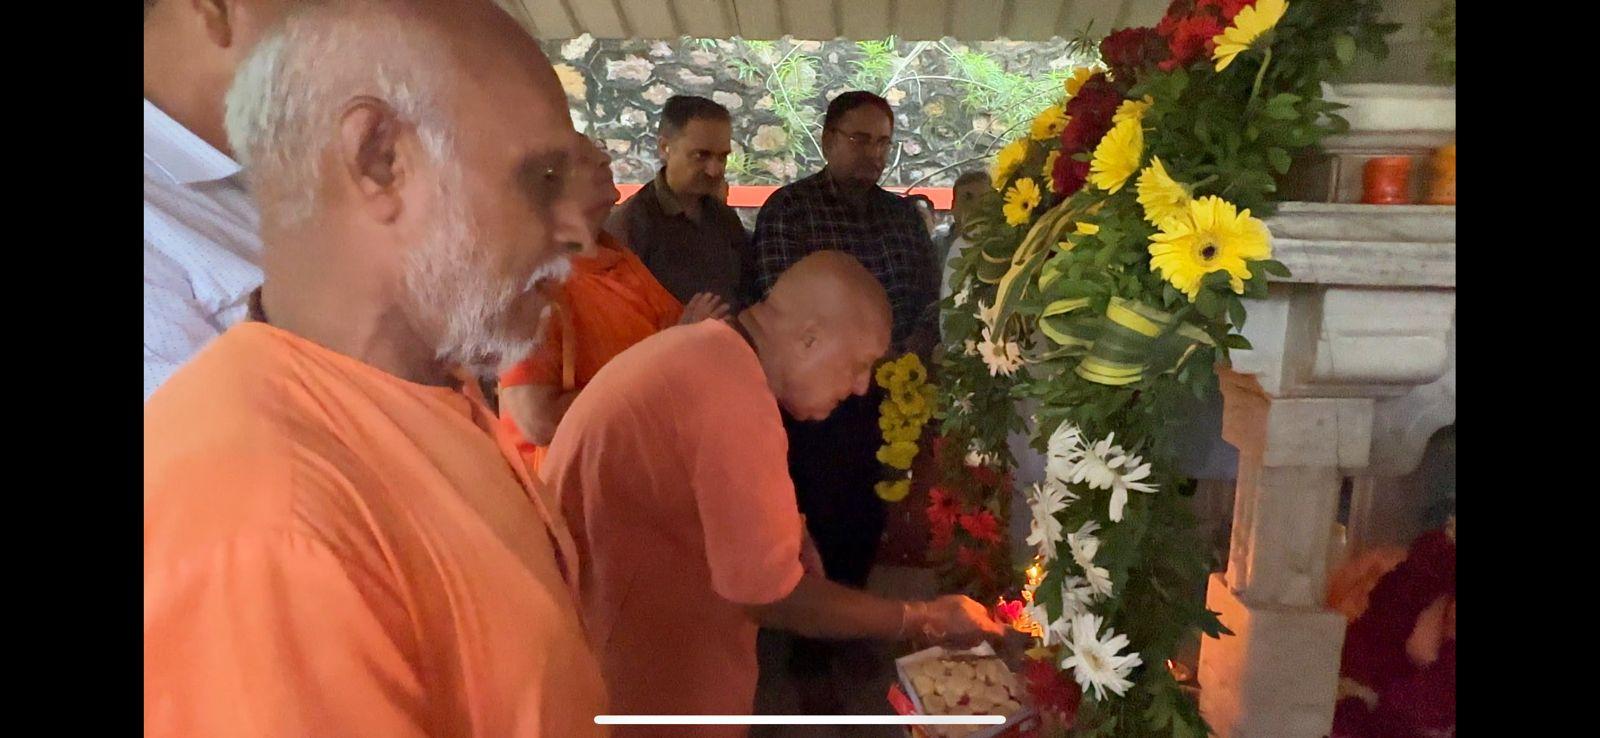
[
  {"xmin": 225, "ymin": 1, "xmax": 573, "ymax": 376},
  {"xmin": 224, "ymin": 1, "xmax": 456, "ymax": 225}
]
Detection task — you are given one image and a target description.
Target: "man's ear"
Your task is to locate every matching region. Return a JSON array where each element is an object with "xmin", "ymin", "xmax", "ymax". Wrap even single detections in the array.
[
  {"xmin": 799, "ymin": 320, "xmax": 820, "ymax": 349},
  {"xmin": 193, "ymin": 0, "xmax": 236, "ymax": 49},
  {"xmin": 335, "ymin": 96, "xmax": 412, "ymax": 224}
]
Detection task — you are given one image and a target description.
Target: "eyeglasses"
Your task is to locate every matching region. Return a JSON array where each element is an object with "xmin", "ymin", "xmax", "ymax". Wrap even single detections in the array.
[{"xmin": 830, "ymin": 129, "xmax": 895, "ymax": 153}]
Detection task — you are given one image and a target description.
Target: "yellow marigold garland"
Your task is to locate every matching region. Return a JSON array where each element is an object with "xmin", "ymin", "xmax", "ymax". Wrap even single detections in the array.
[{"xmin": 874, "ymin": 353, "xmax": 936, "ymax": 501}]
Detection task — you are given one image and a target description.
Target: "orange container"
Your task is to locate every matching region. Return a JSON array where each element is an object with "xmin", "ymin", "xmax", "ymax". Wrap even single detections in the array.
[
  {"xmin": 1424, "ymin": 144, "xmax": 1456, "ymax": 205},
  {"xmin": 1361, "ymin": 156, "xmax": 1413, "ymax": 204}
]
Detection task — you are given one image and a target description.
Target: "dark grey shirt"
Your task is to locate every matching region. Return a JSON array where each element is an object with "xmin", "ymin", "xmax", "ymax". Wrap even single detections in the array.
[{"xmin": 604, "ymin": 170, "xmax": 755, "ymax": 309}]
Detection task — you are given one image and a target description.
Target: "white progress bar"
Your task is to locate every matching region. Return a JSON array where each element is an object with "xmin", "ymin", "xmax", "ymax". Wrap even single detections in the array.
[{"xmin": 595, "ymin": 715, "xmax": 1007, "ymax": 725}]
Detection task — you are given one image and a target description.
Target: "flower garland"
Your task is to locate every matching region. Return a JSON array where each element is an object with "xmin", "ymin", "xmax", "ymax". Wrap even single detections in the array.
[
  {"xmin": 873, "ymin": 353, "xmax": 937, "ymax": 502},
  {"xmin": 936, "ymin": 1, "xmax": 1398, "ymax": 735}
]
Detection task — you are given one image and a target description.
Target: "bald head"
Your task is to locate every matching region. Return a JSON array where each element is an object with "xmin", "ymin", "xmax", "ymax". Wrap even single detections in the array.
[
  {"xmin": 765, "ymin": 251, "xmax": 892, "ymax": 339},
  {"xmin": 743, "ymin": 251, "xmax": 892, "ymax": 421}
]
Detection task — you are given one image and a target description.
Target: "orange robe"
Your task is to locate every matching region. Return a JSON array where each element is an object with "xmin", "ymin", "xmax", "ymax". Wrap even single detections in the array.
[
  {"xmin": 145, "ymin": 321, "xmax": 607, "ymax": 737},
  {"xmin": 543, "ymin": 320, "xmax": 805, "ymax": 737},
  {"xmin": 498, "ymin": 234, "xmax": 683, "ymax": 473}
]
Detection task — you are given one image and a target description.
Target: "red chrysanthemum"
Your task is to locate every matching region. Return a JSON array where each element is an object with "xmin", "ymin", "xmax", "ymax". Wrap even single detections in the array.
[
  {"xmin": 1160, "ymin": 14, "xmax": 1226, "ymax": 70},
  {"xmin": 1051, "ymin": 154, "xmax": 1092, "ymax": 198},
  {"xmin": 1022, "ymin": 657, "xmax": 1082, "ymax": 723},
  {"xmin": 1059, "ymin": 74, "xmax": 1121, "ymax": 155},
  {"xmin": 959, "ymin": 510, "xmax": 1003, "ymax": 545},
  {"xmin": 1200, "ymin": 0, "xmax": 1255, "ymax": 22},
  {"xmin": 1099, "ymin": 27, "xmax": 1167, "ymax": 85}
]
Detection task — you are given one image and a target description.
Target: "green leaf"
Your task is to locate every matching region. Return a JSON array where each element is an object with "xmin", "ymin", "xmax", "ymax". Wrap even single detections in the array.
[
  {"xmin": 1244, "ymin": 276, "xmax": 1270, "ymax": 300},
  {"xmin": 1200, "ymin": 271, "xmax": 1233, "ymax": 291},
  {"xmin": 1335, "ymin": 34, "xmax": 1357, "ymax": 65},
  {"xmin": 1222, "ymin": 334, "xmax": 1253, "ymax": 350},
  {"xmin": 1267, "ymin": 147, "xmax": 1291, "ymax": 174},
  {"xmin": 1226, "ymin": 297, "xmax": 1247, "ymax": 329},
  {"xmin": 1194, "ymin": 289, "xmax": 1222, "ymax": 319},
  {"xmin": 1258, "ymin": 259, "xmax": 1292, "ymax": 278}
]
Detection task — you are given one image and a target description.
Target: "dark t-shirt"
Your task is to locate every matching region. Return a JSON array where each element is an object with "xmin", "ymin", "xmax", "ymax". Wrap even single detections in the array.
[{"xmin": 604, "ymin": 171, "xmax": 755, "ymax": 310}]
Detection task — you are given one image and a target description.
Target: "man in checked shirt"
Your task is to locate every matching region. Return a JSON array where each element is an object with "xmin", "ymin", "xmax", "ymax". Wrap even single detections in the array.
[{"xmin": 750, "ymin": 90, "xmax": 942, "ymax": 705}]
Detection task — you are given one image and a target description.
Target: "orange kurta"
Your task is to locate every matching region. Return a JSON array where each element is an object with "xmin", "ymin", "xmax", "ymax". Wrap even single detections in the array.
[
  {"xmin": 145, "ymin": 321, "xmax": 607, "ymax": 738},
  {"xmin": 543, "ymin": 320, "xmax": 805, "ymax": 737},
  {"xmin": 498, "ymin": 233, "xmax": 682, "ymax": 472}
]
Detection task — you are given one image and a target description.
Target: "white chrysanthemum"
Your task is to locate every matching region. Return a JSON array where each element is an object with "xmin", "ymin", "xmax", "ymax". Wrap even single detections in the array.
[
  {"xmin": 1060, "ymin": 432, "xmax": 1158, "ymax": 522},
  {"xmin": 1025, "ymin": 575, "xmax": 1101, "ymax": 649},
  {"xmin": 1025, "ymin": 482, "xmax": 1076, "ymax": 560},
  {"xmin": 1068, "ymin": 522, "xmax": 1114, "ymax": 597},
  {"xmin": 1059, "ymin": 614, "xmax": 1143, "ymax": 701},
  {"xmin": 1045, "ymin": 421, "xmax": 1087, "ymax": 483}
]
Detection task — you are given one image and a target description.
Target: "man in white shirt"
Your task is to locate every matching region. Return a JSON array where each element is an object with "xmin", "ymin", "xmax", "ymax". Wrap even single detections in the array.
[{"xmin": 144, "ymin": 0, "xmax": 302, "ymax": 400}]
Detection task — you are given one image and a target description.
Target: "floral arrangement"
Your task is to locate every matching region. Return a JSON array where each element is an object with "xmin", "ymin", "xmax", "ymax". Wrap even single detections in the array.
[
  {"xmin": 873, "ymin": 353, "xmax": 938, "ymax": 502},
  {"xmin": 935, "ymin": 1, "xmax": 1397, "ymax": 735},
  {"xmin": 924, "ymin": 437, "xmax": 1011, "ymax": 599}
]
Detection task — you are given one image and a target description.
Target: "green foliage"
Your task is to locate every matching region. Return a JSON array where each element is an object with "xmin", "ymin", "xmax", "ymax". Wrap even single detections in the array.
[
  {"xmin": 851, "ymin": 36, "xmax": 900, "ymax": 90},
  {"xmin": 1425, "ymin": 0, "xmax": 1456, "ymax": 84},
  {"xmin": 943, "ymin": 43, "xmax": 1087, "ymax": 140},
  {"xmin": 936, "ymin": 2, "xmax": 1396, "ymax": 735}
]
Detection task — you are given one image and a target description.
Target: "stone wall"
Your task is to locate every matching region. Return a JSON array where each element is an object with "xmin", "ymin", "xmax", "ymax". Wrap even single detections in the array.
[{"xmin": 541, "ymin": 35, "xmax": 1096, "ymax": 187}]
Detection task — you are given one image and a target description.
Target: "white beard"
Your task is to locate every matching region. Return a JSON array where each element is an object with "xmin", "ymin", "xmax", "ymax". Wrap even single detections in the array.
[{"xmin": 402, "ymin": 167, "xmax": 573, "ymax": 379}]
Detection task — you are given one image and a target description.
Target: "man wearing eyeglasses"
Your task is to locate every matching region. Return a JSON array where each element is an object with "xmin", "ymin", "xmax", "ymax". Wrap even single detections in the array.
[{"xmin": 750, "ymin": 89, "xmax": 942, "ymax": 710}]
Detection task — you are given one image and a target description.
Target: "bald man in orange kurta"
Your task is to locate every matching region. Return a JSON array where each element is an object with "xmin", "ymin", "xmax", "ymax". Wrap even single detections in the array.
[
  {"xmin": 544, "ymin": 252, "xmax": 1004, "ymax": 737},
  {"xmin": 545, "ymin": 318, "xmax": 803, "ymax": 731}
]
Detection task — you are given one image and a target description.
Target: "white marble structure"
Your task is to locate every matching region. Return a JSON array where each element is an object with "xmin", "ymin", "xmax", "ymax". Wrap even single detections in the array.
[{"xmin": 1195, "ymin": 201, "xmax": 1455, "ymax": 738}]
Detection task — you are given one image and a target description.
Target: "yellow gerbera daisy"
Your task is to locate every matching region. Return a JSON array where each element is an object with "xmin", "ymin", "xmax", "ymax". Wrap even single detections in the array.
[
  {"xmin": 1136, "ymin": 157, "xmax": 1192, "ymax": 228},
  {"xmin": 1148, "ymin": 196, "xmax": 1272, "ymax": 300},
  {"xmin": 1030, "ymin": 104, "xmax": 1069, "ymax": 141},
  {"xmin": 1213, "ymin": 0, "xmax": 1289, "ymax": 72},
  {"xmin": 875, "ymin": 479, "xmax": 911, "ymax": 502},
  {"xmin": 1042, "ymin": 150, "xmax": 1062, "ymax": 188},
  {"xmin": 1088, "ymin": 115, "xmax": 1143, "ymax": 194},
  {"xmin": 1065, "ymin": 66, "xmax": 1096, "ymax": 96},
  {"xmin": 992, "ymin": 139, "xmax": 1031, "ymax": 191},
  {"xmin": 1003, "ymin": 177, "xmax": 1043, "ymax": 226},
  {"xmin": 1111, "ymin": 97, "xmax": 1153, "ymax": 127}
]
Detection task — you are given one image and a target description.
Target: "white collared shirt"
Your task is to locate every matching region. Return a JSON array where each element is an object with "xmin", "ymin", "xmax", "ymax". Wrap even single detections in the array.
[{"xmin": 144, "ymin": 99, "xmax": 262, "ymax": 401}]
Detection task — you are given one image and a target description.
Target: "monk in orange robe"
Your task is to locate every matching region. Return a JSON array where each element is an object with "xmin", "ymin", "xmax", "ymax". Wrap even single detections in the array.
[
  {"xmin": 144, "ymin": 3, "xmax": 607, "ymax": 736},
  {"xmin": 545, "ymin": 251, "xmax": 1004, "ymax": 736},
  {"xmin": 497, "ymin": 139, "xmax": 729, "ymax": 473}
]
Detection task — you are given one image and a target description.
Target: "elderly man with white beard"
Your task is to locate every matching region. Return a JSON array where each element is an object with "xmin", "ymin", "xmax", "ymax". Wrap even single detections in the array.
[{"xmin": 143, "ymin": 1, "xmax": 610, "ymax": 736}]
